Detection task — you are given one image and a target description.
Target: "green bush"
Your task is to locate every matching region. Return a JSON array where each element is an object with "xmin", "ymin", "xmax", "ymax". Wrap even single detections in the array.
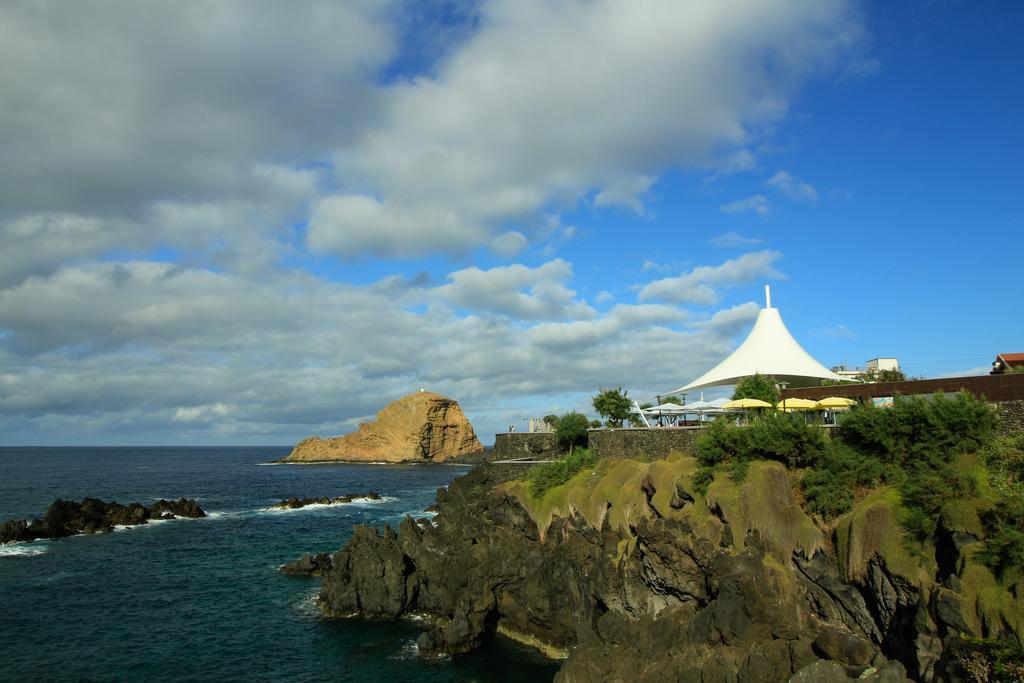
[
  {"xmin": 898, "ymin": 457, "xmax": 981, "ymax": 541},
  {"xmin": 696, "ymin": 418, "xmax": 748, "ymax": 465},
  {"xmin": 837, "ymin": 392, "xmax": 996, "ymax": 468},
  {"xmin": 801, "ymin": 443, "xmax": 892, "ymax": 518},
  {"xmin": 692, "ymin": 466, "xmax": 715, "ymax": 495},
  {"xmin": 979, "ymin": 434, "xmax": 1024, "ymax": 497},
  {"xmin": 746, "ymin": 413, "xmax": 827, "ymax": 468},
  {"xmin": 977, "ymin": 498, "xmax": 1024, "ymax": 584},
  {"xmin": 696, "ymin": 413, "xmax": 825, "ymax": 469},
  {"xmin": 528, "ymin": 448, "xmax": 598, "ymax": 496}
]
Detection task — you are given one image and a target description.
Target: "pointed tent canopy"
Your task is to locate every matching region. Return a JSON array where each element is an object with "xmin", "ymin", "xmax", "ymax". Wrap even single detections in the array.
[{"xmin": 669, "ymin": 286, "xmax": 846, "ymax": 395}]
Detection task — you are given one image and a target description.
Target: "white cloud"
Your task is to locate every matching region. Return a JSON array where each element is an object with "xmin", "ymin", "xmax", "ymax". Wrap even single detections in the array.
[
  {"xmin": 594, "ymin": 175, "xmax": 655, "ymax": 215},
  {"xmin": 638, "ymin": 250, "xmax": 783, "ymax": 305},
  {"xmin": 0, "ymin": 1, "xmax": 393, "ymax": 220},
  {"xmin": 642, "ymin": 260, "xmax": 673, "ymax": 273},
  {"xmin": 528, "ymin": 304, "xmax": 684, "ymax": 350},
  {"xmin": 703, "ymin": 149, "xmax": 759, "ymax": 183},
  {"xmin": 314, "ymin": 0, "xmax": 865, "ymax": 256},
  {"xmin": 0, "ymin": 256, "xmax": 773, "ymax": 443},
  {"xmin": 765, "ymin": 171, "xmax": 819, "ymax": 202},
  {"xmin": 813, "ymin": 323, "xmax": 856, "ymax": 339},
  {"xmin": 595, "ymin": 291, "xmax": 615, "ymax": 304},
  {"xmin": 432, "ymin": 259, "xmax": 594, "ymax": 320},
  {"xmin": 693, "ymin": 302, "xmax": 761, "ymax": 335},
  {"xmin": 709, "ymin": 231, "xmax": 763, "ymax": 248},
  {"xmin": 307, "ymin": 194, "xmax": 484, "ymax": 257},
  {"xmin": 720, "ymin": 194, "xmax": 771, "ymax": 215},
  {"xmin": 490, "ymin": 231, "xmax": 529, "ymax": 257}
]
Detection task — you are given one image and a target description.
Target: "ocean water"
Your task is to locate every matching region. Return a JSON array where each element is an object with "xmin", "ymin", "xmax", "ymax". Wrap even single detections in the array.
[{"xmin": 0, "ymin": 447, "xmax": 560, "ymax": 682}]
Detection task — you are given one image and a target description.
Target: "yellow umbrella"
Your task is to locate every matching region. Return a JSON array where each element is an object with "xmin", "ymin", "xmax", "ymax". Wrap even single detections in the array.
[
  {"xmin": 776, "ymin": 398, "xmax": 819, "ymax": 411},
  {"xmin": 722, "ymin": 398, "xmax": 772, "ymax": 409},
  {"xmin": 816, "ymin": 396, "xmax": 857, "ymax": 408}
]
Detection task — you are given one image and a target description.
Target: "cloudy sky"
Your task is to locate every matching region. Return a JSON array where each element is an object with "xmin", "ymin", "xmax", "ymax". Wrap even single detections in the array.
[{"xmin": 1, "ymin": 1, "xmax": 1020, "ymax": 445}]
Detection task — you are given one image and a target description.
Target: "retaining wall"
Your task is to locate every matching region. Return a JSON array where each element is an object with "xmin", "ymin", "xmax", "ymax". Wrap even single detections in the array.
[
  {"xmin": 493, "ymin": 432, "xmax": 560, "ymax": 460},
  {"xmin": 587, "ymin": 427, "xmax": 705, "ymax": 460},
  {"xmin": 997, "ymin": 400, "xmax": 1024, "ymax": 436}
]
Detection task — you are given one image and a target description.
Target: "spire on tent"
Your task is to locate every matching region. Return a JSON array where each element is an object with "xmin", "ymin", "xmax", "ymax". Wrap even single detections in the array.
[{"xmin": 667, "ymin": 286, "xmax": 844, "ymax": 394}]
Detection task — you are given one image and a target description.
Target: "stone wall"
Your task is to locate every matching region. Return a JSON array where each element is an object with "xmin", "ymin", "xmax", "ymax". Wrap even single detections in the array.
[
  {"xmin": 493, "ymin": 432, "xmax": 560, "ymax": 461},
  {"xmin": 588, "ymin": 427, "xmax": 705, "ymax": 460},
  {"xmin": 997, "ymin": 400, "xmax": 1024, "ymax": 436}
]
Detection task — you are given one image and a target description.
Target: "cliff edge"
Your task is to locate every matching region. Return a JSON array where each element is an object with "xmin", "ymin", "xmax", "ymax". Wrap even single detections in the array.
[
  {"xmin": 280, "ymin": 391, "xmax": 483, "ymax": 463},
  {"xmin": 298, "ymin": 454, "xmax": 1023, "ymax": 681}
]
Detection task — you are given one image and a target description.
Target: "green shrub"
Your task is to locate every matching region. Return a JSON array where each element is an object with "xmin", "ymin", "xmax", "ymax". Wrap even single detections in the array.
[
  {"xmin": 802, "ymin": 443, "xmax": 892, "ymax": 518},
  {"xmin": 838, "ymin": 392, "xmax": 996, "ymax": 468},
  {"xmin": 696, "ymin": 418, "xmax": 748, "ymax": 465},
  {"xmin": 697, "ymin": 413, "xmax": 825, "ymax": 469},
  {"xmin": 529, "ymin": 448, "xmax": 598, "ymax": 496},
  {"xmin": 979, "ymin": 434, "xmax": 1024, "ymax": 497},
  {"xmin": 692, "ymin": 466, "xmax": 715, "ymax": 495},
  {"xmin": 977, "ymin": 498, "xmax": 1024, "ymax": 584},
  {"xmin": 899, "ymin": 457, "xmax": 981, "ymax": 541},
  {"xmin": 746, "ymin": 413, "xmax": 827, "ymax": 468},
  {"xmin": 955, "ymin": 637, "xmax": 1024, "ymax": 682}
]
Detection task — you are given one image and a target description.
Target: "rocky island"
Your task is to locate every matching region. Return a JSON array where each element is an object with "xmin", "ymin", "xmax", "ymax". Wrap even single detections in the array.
[
  {"xmin": 286, "ymin": 394, "xmax": 1024, "ymax": 682},
  {"xmin": 1, "ymin": 497, "xmax": 206, "ymax": 543},
  {"xmin": 270, "ymin": 492, "xmax": 381, "ymax": 509},
  {"xmin": 279, "ymin": 391, "xmax": 484, "ymax": 464}
]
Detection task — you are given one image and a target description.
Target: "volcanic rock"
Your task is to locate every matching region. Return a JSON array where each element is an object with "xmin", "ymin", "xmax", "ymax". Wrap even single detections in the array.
[
  {"xmin": 281, "ymin": 552, "xmax": 334, "ymax": 576},
  {"xmin": 301, "ymin": 454, "xmax": 1004, "ymax": 681},
  {"xmin": 270, "ymin": 492, "xmax": 381, "ymax": 510},
  {"xmin": 1, "ymin": 497, "xmax": 206, "ymax": 544},
  {"xmin": 279, "ymin": 391, "xmax": 483, "ymax": 464}
]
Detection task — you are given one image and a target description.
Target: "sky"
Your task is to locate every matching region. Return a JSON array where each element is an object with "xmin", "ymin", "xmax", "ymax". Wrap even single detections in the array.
[{"xmin": 1, "ymin": 0, "xmax": 1021, "ymax": 446}]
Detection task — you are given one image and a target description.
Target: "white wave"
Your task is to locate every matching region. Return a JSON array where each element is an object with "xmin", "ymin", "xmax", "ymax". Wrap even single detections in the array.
[
  {"xmin": 0, "ymin": 542, "xmax": 48, "ymax": 557},
  {"xmin": 389, "ymin": 638, "xmax": 421, "ymax": 660},
  {"xmin": 293, "ymin": 587, "xmax": 321, "ymax": 617},
  {"xmin": 202, "ymin": 510, "xmax": 239, "ymax": 519}
]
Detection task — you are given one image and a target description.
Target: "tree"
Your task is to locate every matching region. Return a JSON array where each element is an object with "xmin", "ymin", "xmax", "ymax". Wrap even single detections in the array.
[
  {"xmin": 875, "ymin": 368, "xmax": 907, "ymax": 383},
  {"xmin": 662, "ymin": 396, "xmax": 683, "ymax": 405},
  {"xmin": 542, "ymin": 414, "xmax": 559, "ymax": 428},
  {"xmin": 592, "ymin": 387, "xmax": 632, "ymax": 428},
  {"xmin": 555, "ymin": 412, "xmax": 590, "ymax": 453},
  {"xmin": 589, "ymin": 419, "xmax": 603, "ymax": 429},
  {"xmin": 732, "ymin": 373, "xmax": 780, "ymax": 404}
]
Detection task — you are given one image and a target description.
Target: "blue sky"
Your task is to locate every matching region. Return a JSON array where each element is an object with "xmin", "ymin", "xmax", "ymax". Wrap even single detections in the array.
[{"xmin": 0, "ymin": 0, "xmax": 1020, "ymax": 445}]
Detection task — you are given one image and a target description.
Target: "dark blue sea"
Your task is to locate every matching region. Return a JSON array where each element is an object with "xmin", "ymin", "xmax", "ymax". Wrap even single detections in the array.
[{"xmin": 0, "ymin": 447, "xmax": 559, "ymax": 682}]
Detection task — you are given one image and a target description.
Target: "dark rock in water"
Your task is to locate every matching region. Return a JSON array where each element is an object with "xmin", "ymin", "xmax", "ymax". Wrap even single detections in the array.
[
  {"xmin": 270, "ymin": 492, "xmax": 381, "ymax": 510},
  {"xmin": 281, "ymin": 552, "xmax": 334, "ymax": 576},
  {"xmin": 0, "ymin": 497, "xmax": 205, "ymax": 544}
]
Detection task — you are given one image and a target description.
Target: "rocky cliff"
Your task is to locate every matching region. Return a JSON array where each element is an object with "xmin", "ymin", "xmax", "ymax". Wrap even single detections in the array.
[
  {"xmin": 280, "ymin": 391, "xmax": 484, "ymax": 463},
  {"xmin": 299, "ymin": 454, "xmax": 1023, "ymax": 682}
]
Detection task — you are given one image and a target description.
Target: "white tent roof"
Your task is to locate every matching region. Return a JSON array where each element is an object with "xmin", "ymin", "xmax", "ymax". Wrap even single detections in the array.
[
  {"xmin": 669, "ymin": 286, "xmax": 845, "ymax": 394},
  {"xmin": 644, "ymin": 403, "xmax": 687, "ymax": 415}
]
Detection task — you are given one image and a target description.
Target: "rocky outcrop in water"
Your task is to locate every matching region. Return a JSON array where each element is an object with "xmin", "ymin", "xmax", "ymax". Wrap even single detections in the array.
[
  {"xmin": 271, "ymin": 492, "xmax": 381, "ymax": 510},
  {"xmin": 279, "ymin": 391, "xmax": 484, "ymax": 464},
  {"xmin": 281, "ymin": 552, "xmax": 334, "ymax": 576},
  {"xmin": 1, "ymin": 497, "xmax": 206, "ymax": 543},
  {"xmin": 299, "ymin": 455, "xmax": 1024, "ymax": 681}
]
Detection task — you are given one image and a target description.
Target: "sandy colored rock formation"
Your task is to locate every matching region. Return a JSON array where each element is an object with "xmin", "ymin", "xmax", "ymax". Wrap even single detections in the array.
[{"xmin": 280, "ymin": 391, "xmax": 483, "ymax": 463}]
